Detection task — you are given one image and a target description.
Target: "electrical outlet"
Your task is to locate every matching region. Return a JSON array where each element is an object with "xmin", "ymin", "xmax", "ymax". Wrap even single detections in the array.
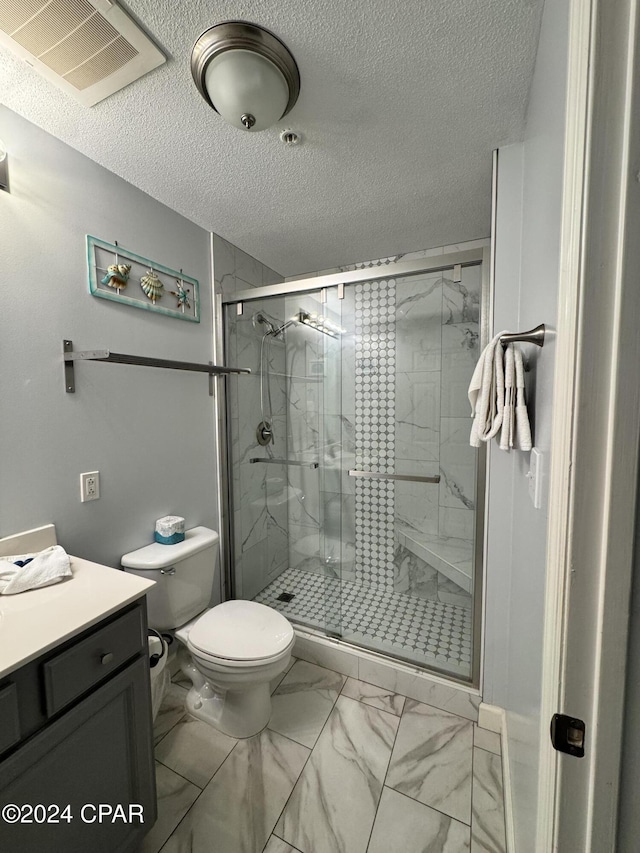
[{"xmin": 80, "ymin": 471, "xmax": 100, "ymax": 502}]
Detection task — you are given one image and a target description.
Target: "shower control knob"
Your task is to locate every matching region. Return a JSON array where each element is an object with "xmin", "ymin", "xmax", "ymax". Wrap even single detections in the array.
[{"xmin": 256, "ymin": 421, "xmax": 273, "ymax": 446}]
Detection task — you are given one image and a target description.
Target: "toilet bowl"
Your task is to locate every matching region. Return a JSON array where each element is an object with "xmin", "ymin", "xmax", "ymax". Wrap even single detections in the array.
[
  {"xmin": 175, "ymin": 600, "xmax": 294, "ymax": 738},
  {"xmin": 121, "ymin": 526, "xmax": 294, "ymax": 739}
]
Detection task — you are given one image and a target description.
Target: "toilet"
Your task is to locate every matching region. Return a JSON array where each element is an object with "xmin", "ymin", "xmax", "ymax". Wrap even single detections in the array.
[{"xmin": 121, "ymin": 526, "xmax": 294, "ymax": 738}]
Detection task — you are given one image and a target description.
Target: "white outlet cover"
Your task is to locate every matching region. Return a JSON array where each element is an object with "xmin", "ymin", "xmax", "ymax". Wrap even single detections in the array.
[{"xmin": 80, "ymin": 471, "xmax": 100, "ymax": 503}]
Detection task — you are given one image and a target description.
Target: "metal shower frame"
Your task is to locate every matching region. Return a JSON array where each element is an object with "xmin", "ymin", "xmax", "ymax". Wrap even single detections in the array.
[{"xmin": 213, "ymin": 246, "xmax": 490, "ymax": 688}]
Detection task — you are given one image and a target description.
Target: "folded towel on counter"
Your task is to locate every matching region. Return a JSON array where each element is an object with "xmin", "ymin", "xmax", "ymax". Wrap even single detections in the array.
[
  {"xmin": 468, "ymin": 331, "xmax": 509, "ymax": 447},
  {"xmin": 0, "ymin": 545, "xmax": 72, "ymax": 595}
]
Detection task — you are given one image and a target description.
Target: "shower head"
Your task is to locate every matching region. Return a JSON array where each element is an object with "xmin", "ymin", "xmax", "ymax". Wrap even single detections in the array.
[
  {"xmin": 252, "ymin": 311, "xmax": 278, "ymax": 335},
  {"xmin": 298, "ymin": 312, "xmax": 345, "ymax": 338}
]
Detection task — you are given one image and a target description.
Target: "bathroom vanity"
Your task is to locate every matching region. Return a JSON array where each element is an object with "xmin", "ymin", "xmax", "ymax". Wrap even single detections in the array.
[{"xmin": 0, "ymin": 525, "xmax": 156, "ymax": 853}]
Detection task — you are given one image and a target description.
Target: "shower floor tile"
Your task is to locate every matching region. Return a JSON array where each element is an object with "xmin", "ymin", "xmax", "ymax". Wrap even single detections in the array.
[{"xmin": 254, "ymin": 567, "xmax": 472, "ymax": 678}]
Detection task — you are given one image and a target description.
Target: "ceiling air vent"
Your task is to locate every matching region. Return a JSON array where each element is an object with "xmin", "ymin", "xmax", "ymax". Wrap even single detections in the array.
[{"xmin": 0, "ymin": 0, "xmax": 165, "ymax": 105}]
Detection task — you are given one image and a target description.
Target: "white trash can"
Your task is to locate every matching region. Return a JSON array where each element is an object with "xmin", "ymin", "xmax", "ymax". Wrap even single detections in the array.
[{"xmin": 148, "ymin": 631, "xmax": 170, "ymax": 721}]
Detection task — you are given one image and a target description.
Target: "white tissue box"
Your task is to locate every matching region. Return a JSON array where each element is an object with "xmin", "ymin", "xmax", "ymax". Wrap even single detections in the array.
[{"xmin": 154, "ymin": 516, "xmax": 185, "ymax": 545}]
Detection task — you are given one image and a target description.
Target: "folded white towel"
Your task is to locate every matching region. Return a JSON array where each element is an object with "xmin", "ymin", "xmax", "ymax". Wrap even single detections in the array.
[
  {"xmin": 500, "ymin": 344, "xmax": 516, "ymax": 450},
  {"xmin": 0, "ymin": 545, "xmax": 72, "ymax": 595},
  {"xmin": 514, "ymin": 346, "xmax": 532, "ymax": 450},
  {"xmin": 468, "ymin": 331, "xmax": 509, "ymax": 447}
]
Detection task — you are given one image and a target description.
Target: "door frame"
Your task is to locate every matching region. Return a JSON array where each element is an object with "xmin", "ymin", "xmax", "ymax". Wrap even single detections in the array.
[{"xmin": 536, "ymin": 0, "xmax": 640, "ymax": 848}]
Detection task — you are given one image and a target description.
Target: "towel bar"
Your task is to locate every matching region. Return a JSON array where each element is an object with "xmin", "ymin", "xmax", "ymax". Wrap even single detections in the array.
[
  {"xmin": 249, "ymin": 458, "xmax": 319, "ymax": 469},
  {"xmin": 499, "ymin": 324, "xmax": 545, "ymax": 348},
  {"xmin": 63, "ymin": 339, "xmax": 250, "ymax": 395},
  {"xmin": 348, "ymin": 470, "xmax": 441, "ymax": 484}
]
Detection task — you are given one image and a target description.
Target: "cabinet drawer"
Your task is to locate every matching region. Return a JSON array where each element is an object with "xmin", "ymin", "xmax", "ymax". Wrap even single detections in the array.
[
  {"xmin": 43, "ymin": 606, "xmax": 145, "ymax": 716},
  {"xmin": 0, "ymin": 683, "xmax": 20, "ymax": 756}
]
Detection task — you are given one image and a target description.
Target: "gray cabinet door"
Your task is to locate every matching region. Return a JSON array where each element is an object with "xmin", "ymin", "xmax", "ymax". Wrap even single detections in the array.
[{"xmin": 0, "ymin": 656, "xmax": 156, "ymax": 853}]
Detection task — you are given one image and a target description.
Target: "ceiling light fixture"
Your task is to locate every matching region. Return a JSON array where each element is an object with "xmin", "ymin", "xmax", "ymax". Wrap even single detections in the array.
[{"xmin": 191, "ymin": 22, "xmax": 300, "ymax": 132}]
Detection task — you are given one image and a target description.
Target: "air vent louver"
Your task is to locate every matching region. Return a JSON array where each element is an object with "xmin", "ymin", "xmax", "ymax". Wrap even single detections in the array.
[{"xmin": 0, "ymin": 0, "xmax": 164, "ymax": 105}]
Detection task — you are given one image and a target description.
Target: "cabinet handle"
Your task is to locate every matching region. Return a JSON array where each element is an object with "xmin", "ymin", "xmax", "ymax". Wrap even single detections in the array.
[
  {"xmin": 160, "ymin": 567, "xmax": 176, "ymax": 576},
  {"xmin": 101, "ymin": 652, "xmax": 114, "ymax": 666}
]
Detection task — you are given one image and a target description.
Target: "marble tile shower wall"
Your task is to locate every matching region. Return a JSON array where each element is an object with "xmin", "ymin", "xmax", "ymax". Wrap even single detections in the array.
[
  {"xmin": 214, "ymin": 235, "xmax": 289, "ymax": 599},
  {"xmin": 393, "ymin": 267, "xmax": 481, "ymax": 605},
  {"xmin": 341, "ymin": 267, "xmax": 480, "ymax": 602},
  {"xmin": 284, "ymin": 291, "xmax": 350, "ymax": 594}
]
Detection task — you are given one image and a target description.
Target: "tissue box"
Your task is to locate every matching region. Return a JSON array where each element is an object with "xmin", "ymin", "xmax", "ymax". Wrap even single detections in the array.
[{"xmin": 154, "ymin": 516, "xmax": 185, "ymax": 545}]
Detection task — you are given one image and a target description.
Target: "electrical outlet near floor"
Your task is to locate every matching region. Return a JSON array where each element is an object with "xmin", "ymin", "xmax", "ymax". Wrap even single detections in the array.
[{"xmin": 80, "ymin": 471, "xmax": 100, "ymax": 502}]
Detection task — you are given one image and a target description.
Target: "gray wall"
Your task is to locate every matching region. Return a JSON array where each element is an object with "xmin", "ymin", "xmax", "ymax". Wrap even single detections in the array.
[
  {"xmin": 0, "ymin": 107, "xmax": 217, "ymax": 570},
  {"xmin": 484, "ymin": 0, "xmax": 568, "ymax": 846}
]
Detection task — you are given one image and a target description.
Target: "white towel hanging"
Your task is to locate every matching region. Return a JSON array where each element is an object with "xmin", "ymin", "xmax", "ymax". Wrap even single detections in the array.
[
  {"xmin": 500, "ymin": 344, "xmax": 516, "ymax": 450},
  {"xmin": 468, "ymin": 331, "xmax": 509, "ymax": 447},
  {"xmin": 514, "ymin": 346, "xmax": 532, "ymax": 450}
]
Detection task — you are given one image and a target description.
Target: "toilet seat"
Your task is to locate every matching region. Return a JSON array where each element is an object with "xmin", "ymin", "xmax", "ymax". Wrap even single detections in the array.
[{"xmin": 186, "ymin": 600, "xmax": 294, "ymax": 665}]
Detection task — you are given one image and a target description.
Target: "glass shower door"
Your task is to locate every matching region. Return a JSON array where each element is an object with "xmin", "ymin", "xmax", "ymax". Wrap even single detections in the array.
[
  {"xmin": 338, "ymin": 266, "xmax": 481, "ymax": 679},
  {"xmin": 225, "ymin": 286, "xmax": 344, "ymax": 636}
]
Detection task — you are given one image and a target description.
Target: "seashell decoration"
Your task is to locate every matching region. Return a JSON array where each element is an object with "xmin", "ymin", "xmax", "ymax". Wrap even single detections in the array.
[
  {"xmin": 101, "ymin": 263, "xmax": 131, "ymax": 289},
  {"xmin": 170, "ymin": 278, "xmax": 191, "ymax": 312},
  {"xmin": 140, "ymin": 270, "xmax": 164, "ymax": 304}
]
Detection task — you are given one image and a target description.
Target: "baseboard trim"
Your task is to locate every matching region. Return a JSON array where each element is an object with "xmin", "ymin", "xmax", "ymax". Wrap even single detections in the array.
[
  {"xmin": 478, "ymin": 703, "xmax": 516, "ymax": 853},
  {"xmin": 478, "ymin": 701, "xmax": 503, "ymax": 733}
]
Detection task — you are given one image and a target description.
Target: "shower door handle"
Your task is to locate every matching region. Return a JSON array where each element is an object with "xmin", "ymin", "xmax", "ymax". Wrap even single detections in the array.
[{"xmin": 348, "ymin": 470, "xmax": 440, "ymax": 484}]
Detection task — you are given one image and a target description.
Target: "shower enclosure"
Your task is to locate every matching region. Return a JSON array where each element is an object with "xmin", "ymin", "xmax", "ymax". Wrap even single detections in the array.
[{"xmin": 220, "ymin": 249, "xmax": 487, "ymax": 683}]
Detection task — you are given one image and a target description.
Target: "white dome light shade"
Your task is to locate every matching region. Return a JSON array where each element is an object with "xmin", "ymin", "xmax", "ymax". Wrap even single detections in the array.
[
  {"xmin": 191, "ymin": 22, "xmax": 300, "ymax": 133},
  {"xmin": 204, "ymin": 49, "xmax": 289, "ymax": 132}
]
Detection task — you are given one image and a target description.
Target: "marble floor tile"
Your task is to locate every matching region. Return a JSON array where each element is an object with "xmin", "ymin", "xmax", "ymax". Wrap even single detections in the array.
[
  {"xmin": 140, "ymin": 762, "xmax": 200, "ymax": 853},
  {"xmin": 264, "ymin": 836, "xmax": 301, "ymax": 853},
  {"xmin": 473, "ymin": 725, "xmax": 501, "ymax": 756},
  {"xmin": 276, "ymin": 695, "xmax": 399, "ymax": 853},
  {"xmin": 269, "ymin": 659, "xmax": 346, "ymax": 747},
  {"xmin": 155, "ymin": 716, "xmax": 237, "ymax": 788},
  {"xmin": 386, "ymin": 699, "xmax": 473, "ymax": 824},
  {"xmin": 357, "ymin": 657, "xmax": 479, "ymax": 722},
  {"xmin": 368, "ymin": 786, "xmax": 470, "ymax": 853},
  {"xmin": 153, "ymin": 683, "xmax": 187, "ymax": 745},
  {"xmin": 270, "ymin": 656, "xmax": 298, "ymax": 694},
  {"xmin": 341, "ymin": 676, "xmax": 406, "ymax": 716},
  {"xmin": 471, "ymin": 748, "xmax": 506, "ymax": 853},
  {"xmin": 161, "ymin": 728, "xmax": 309, "ymax": 853}
]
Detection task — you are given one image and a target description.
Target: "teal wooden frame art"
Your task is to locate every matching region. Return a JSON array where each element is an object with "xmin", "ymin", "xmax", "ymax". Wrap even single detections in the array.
[{"xmin": 87, "ymin": 235, "xmax": 200, "ymax": 323}]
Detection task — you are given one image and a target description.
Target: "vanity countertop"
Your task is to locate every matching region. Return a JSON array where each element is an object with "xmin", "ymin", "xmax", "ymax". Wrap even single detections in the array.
[{"xmin": 0, "ymin": 525, "xmax": 155, "ymax": 679}]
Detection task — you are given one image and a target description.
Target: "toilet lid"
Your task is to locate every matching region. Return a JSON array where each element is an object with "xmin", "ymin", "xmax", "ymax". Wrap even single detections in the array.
[{"xmin": 188, "ymin": 600, "xmax": 294, "ymax": 661}]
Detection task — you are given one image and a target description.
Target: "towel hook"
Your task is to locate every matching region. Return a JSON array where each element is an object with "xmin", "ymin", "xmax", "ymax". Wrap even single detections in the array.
[{"xmin": 500, "ymin": 324, "xmax": 545, "ymax": 348}]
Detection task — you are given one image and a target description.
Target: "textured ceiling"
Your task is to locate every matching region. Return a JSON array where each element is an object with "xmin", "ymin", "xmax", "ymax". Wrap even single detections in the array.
[{"xmin": 0, "ymin": 0, "xmax": 543, "ymax": 276}]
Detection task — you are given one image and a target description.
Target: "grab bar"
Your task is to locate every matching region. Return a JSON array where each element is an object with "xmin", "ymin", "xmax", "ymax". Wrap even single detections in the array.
[
  {"xmin": 250, "ymin": 458, "xmax": 319, "ymax": 469},
  {"xmin": 348, "ymin": 470, "xmax": 440, "ymax": 484}
]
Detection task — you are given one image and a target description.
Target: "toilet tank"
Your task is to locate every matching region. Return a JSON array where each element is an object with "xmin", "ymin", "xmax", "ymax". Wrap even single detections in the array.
[{"xmin": 121, "ymin": 526, "xmax": 219, "ymax": 631}]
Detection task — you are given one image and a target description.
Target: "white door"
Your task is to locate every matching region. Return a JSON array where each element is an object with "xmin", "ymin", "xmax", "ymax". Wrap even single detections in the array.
[{"xmin": 537, "ymin": 0, "xmax": 640, "ymax": 849}]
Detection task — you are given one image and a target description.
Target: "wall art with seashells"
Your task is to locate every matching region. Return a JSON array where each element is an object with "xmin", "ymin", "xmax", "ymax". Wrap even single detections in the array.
[{"xmin": 87, "ymin": 235, "xmax": 200, "ymax": 322}]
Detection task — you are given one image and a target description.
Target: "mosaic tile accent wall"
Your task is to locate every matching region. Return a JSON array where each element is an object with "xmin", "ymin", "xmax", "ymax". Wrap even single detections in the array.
[{"xmin": 354, "ymin": 279, "xmax": 397, "ymax": 590}]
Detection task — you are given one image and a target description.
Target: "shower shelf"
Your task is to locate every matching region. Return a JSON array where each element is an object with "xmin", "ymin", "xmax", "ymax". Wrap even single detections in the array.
[
  {"xmin": 250, "ymin": 457, "xmax": 319, "ymax": 469},
  {"xmin": 63, "ymin": 339, "xmax": 250, "ymax": 395}
]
